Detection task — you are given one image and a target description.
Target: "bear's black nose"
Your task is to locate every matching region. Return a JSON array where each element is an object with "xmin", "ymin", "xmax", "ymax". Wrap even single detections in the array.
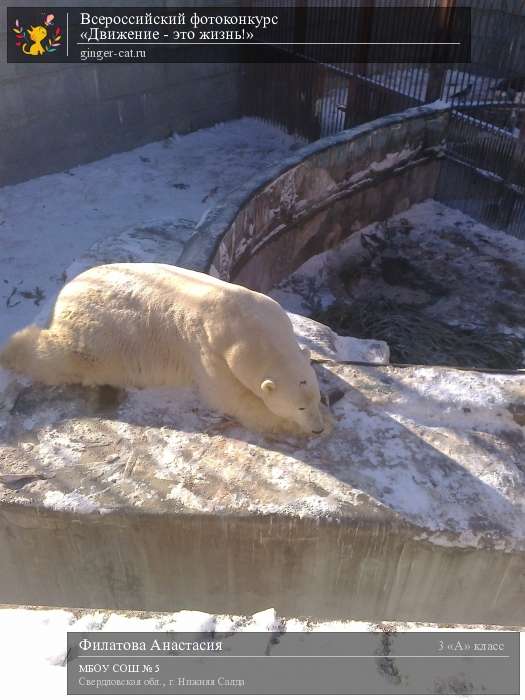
[{"xmin": 312, "ymin": 428, "xmax": 324, "ymax": 434}]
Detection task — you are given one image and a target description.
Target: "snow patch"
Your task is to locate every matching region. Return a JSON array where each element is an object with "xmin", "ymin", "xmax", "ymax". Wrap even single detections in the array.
[{"xmin": 43, "ymin": 490, "xmax": 100, "ymax": 514}]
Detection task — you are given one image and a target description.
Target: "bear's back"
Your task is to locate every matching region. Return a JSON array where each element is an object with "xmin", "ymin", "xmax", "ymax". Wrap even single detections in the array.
[
  {"xmin": 53, "ymin": 262, "xmax": 297, "ymax": 360},
  {"xmin": 60, "ymin": 263, "xmax": 283, "ymax": 320}
]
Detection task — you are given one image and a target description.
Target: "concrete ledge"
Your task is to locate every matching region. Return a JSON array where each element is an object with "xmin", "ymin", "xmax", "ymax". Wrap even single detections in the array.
[
  {"xmin": 1, "ymin": 330, "xmax": 524, "ymax": 623},
  {"xmin": 2, "ymin": 503, "xmax": 523, "ymax": 624}
]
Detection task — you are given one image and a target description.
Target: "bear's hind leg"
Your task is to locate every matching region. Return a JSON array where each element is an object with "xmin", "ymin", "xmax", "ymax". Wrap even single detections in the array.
[{"xmin": 1, "ymin": 324, "xmax": 105, "ymax": 386}]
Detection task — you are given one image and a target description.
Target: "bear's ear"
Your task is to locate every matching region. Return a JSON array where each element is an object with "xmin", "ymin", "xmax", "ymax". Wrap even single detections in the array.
[
  {"xmin": 261, "ymin": 379, "xmax": 276, "ymax": 393},
  {"xmin": 301, "ymin": 346, "xmax": 311, "ymax": 360}
]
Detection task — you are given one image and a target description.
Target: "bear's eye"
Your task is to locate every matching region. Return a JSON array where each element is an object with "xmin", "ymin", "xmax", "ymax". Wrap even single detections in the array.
[{"xmin": 298, "ymin": 407, "xmax": 306, "ymax": 411}]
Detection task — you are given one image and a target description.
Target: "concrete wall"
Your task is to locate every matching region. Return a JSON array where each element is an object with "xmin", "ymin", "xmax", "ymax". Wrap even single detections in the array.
[
  {"xmin": 2, "ymin": 501, "xmax": 524, "ymax": 626},
  {"xmin": 0, "ymin": 1, "xmax": 242, "ymax": 186},
  {"xmin": 180, "ymin": 104, "xmax": 450, "ymax": 291}
]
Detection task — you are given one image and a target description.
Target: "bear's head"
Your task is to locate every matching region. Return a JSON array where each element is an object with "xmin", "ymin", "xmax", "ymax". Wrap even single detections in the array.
[{"xmin": 259, "ymin": 347, "xmax": 325, "ymax": 434}]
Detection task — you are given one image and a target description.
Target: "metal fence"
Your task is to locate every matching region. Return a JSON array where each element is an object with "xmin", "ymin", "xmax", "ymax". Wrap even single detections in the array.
[{"xmin": 242, "ymin": 1, "xmax": 525, "ymax": 237}]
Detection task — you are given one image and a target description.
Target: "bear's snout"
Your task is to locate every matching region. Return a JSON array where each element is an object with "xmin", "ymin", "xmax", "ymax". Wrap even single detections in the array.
[{"xmin": 298, "ymin": 404, "xmax": 325, "ymax": 435}]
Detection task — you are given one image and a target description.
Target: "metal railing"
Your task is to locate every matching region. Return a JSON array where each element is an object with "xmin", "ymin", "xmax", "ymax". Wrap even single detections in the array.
[{"xmin": 243, "ymin": 0, "xmax": 525, "ymax": 236}]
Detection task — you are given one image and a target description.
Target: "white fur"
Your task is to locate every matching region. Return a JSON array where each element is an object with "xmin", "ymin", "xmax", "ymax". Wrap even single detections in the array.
[{"xmin": 0, "ymin": 263, "xmax": 327, "ymax": 435}]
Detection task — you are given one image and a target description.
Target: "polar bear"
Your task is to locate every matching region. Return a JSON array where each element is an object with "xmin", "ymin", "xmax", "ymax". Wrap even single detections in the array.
[{"xmin": 0, "ymin": 263, "xmax": 328, "ymax": 436}]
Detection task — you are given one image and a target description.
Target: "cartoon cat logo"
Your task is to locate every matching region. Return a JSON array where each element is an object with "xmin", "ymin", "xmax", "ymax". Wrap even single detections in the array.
[{"xmin": 12, "ymin": 14, "xmax": 62, "ymax": 57}]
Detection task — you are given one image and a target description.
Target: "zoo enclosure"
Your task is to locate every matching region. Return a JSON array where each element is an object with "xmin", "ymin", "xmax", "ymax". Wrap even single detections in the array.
[{"xmin": 243, "ymin": 1, "xmax": 525, "ymax": 237}]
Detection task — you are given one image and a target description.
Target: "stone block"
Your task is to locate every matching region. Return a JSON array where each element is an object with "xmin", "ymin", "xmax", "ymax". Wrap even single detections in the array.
[{"xmin": 0, "ymin": 355, "xmax": 523, "ymax": 624}]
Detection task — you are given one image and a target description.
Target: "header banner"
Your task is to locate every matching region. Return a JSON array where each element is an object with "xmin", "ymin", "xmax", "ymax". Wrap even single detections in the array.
[{"xmin": 7, "ymin": 6, "xmax": 471, "ymax": 63}]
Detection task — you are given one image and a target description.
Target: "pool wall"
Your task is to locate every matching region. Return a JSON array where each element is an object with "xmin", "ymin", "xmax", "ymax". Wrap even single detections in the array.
[{"xmin": 180, "ymin": 104, "xmax": 450, "ymax": 290}]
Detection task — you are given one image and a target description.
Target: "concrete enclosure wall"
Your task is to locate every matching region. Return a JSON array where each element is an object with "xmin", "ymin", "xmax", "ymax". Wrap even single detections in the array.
[
  {"xmin": 180, "ymin": 104, "xmax": 450, "ymax": 291},
  {"xmin": 0, "ymin": 2, "xmax": 241, "ymax": 186},
  {"xmin": 2, "ymin": 502, "xmax": 522, "ymax": 626}
]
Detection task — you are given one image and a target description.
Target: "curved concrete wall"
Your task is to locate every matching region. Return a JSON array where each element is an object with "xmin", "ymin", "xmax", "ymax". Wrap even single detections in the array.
[{"xmin": 181, "ymin": 104, "xmax": 450, "ymax": 292}]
